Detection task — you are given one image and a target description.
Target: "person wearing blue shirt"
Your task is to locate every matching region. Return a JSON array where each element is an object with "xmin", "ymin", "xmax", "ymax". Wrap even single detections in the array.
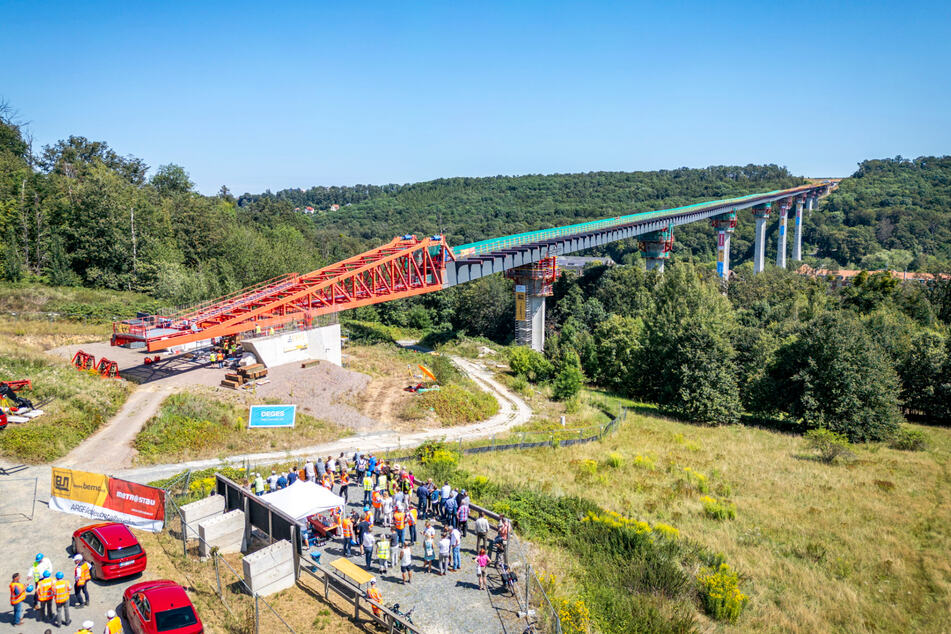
[
  {"xmin": 287, "ymin": 468, "xmax": 298, "ymax": 485},
  {"xmin": 277, "ymin": 474, "xmax": 288, "ymax": 489}
]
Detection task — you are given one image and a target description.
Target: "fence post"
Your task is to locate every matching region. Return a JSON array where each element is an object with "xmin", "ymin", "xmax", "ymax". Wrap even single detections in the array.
[
  {"xmin": 214, "ymin": 552, "xmax": 223, "ymax": 602},
  {"xmin": 179, "ymin": 511, "xmax": 187, "ymax": 557},
  {"xmin": 519, "ymin": 433, "xmax": 524, "ymax": 449},
  {"xmin": 525, "ymin": 563, "xmax": 531, "ymax": 612},
  {"xmin": 254, "ymin": 593, "xmax": 260, "ymax": 634},
  {"xmin": 492, "ymin": 434, "xmax": 496, "ymax": 450},
  {"xmin": 458, "ymin": 437, "xmax": 463, "ymax": 453}
]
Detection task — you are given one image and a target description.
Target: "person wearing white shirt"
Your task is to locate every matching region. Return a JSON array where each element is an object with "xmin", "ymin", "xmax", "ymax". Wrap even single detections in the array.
[
  {"xmin": 437, "ymin": 534, "xmax": 451, "ymax": 575},
  {"xmin": 450, "ymin": 527, "xmax": 462, "ymax": 571}
]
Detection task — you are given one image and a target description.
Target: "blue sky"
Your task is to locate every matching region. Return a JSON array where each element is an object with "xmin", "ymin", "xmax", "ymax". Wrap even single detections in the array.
[{"xmin": 2, "ymin": 1, "xmax": 949, "ymax": 194}]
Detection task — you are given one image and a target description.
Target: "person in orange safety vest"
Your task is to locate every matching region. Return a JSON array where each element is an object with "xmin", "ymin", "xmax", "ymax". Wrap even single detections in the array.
[
  {"xmin": 9, "ymin": 572, "xmax": 27, "ymax": 626},
  {"xmin": 35, "ymin": 570, "xmax": 53, "ymax": 623},
  {"xmin": 52, "ymin": 571, "xmax": 70, "ymax": 627},
  {"xmin": 366, "ymin": 579, "xmax": 383, "ymax": 617},
  {"xmin": 73, "ymin": 554, "xmax": 91, "ymax": 607}
]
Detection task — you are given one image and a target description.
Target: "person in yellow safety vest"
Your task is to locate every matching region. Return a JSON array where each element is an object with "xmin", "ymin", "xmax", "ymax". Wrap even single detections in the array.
[
  {"xmin": 104, "ymin": 608, "xmax": 122, "ymax": 633},
  {"xmin": 53, "ymin": 571, "xmax": 71, "ymax": 627},
  {"xmin": 35, "ymin": 570, "xmax": 53, "ymax": 623},
  {"xmin": 73, "ymin": 553, "xmax": 91, "ymax": 607},
  {"xmin": 9, "ymin": 572, "xmax": 27, "ymax": 626},
  {"xmin": 363, "ymin": 474, "xmax": 373, "ymax": 505},
  {"xmin": 375, "ymin": 534, "xmax": 390, "ymax": 573},
  {"xmin": 366, "ymin": 579, "xmax": 382, "ymax": 617},
  {"xmin": 31, "ymin": 552, "xmax": 52, "ymax": 584},
  {"xmin": 255, "ymin": 324, "xmax": 261, "ymax": 335},
  {"xmin": 77, "ymin": 619, "xmax": 95, "ymax": 634}
]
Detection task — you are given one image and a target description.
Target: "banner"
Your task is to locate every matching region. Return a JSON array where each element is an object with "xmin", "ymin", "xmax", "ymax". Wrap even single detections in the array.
[
  {"xmin": 50, "ymin": 468, "xmax": 165, "ymax": 532},
  {"xmin": 515, "ymin": 292, "xmax": 526, "ymax": 321},
  {"xmin": 248, "ymin": 404, "xmax": 297, "ymax": 428},
  {"xmin": 282, "ymin": 332, "xmax": 308, "ymax": 352}
]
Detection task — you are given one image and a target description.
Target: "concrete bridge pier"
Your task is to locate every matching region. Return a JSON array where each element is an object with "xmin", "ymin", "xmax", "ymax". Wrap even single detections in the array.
[
  {"xmin": 710, "ymin": 210, "xmax": 737, "ymax": 282},
  {"xmin": 506, "ymin": 258, "xmax": 557, "ymax": 352},
  {"xmin": 638, "ymin": 224, "xmax": 674, "ymax": 272},
  {"xmin": 776, "ymin": 199, "xmax": 791, "ymax": 269},
  {"xmin": 752, "ymin": 203, "xmax": 771, "ymax": 273},
  {"xmin": 792, "ymin": 195, "xmax": 806, "ymax": 262}
]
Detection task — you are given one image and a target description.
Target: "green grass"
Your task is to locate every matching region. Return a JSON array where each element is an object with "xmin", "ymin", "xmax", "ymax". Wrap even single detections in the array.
[
  {"xmin": 447, "ymin": 410, "xmax": 951, "ymax": 633},
  {"xmin": 133, "ymin": 391, "xmax": 350, "ymax": 465},
  {"xmin": 401, "ymin": 383, "xmax": 499, "ymax": 425},
  {"xmin": 0, "ymin": 282, "xmax": 161, "ymax": 321},
  {"xmin": 0, "ymin": 341, "xmax": 132, "ymax": 462}
]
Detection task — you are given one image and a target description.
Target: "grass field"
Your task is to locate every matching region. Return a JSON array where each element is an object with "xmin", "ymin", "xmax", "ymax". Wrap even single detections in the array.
[
  {"xmin": 133, "ymin": 390, "xmax": 351, "ymax": 465},
  {"xmin": 452, "ymin": 394, "xmax": 951, "ymax": 633},
  {"xmin": 0, "ymin": 281, "xmax": 160, "ymax": 320}
]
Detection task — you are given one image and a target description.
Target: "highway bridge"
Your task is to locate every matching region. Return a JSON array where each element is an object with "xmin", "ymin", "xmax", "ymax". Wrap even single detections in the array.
[{"xmin": 113, "ymin": 181, "xmax": 836, "ymax": 353}]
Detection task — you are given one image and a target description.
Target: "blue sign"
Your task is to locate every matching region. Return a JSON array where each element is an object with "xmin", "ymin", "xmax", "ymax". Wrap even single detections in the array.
[{"xmin": 248, "ymin": 405, "xmax": 297, "ymax": 428}]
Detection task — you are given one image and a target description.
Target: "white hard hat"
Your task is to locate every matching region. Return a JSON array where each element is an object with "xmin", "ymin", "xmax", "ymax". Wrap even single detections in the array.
[
  {"xmin": 107, "ymin": 609, "xmax": 116, "ymax": 618},
  {"xmin": 83, "ymin": 621, "xmax": 94, "ymax": 628},
  {"xmin": 73, "ymin": 553, "xmax": 83, "ymax": 561}
]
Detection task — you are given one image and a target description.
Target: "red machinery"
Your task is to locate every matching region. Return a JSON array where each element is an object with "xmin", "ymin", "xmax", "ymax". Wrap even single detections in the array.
[
  {"xmin": 96, "ymin": 358, "xmax": 120, "ymax": 379},
  {"xmin": 72, "ymin": 350, "xmax": 97, "ymax": 371},
  {"xmin": 113, "ymin": 235, "xmax": 453, "ymax": 352}
]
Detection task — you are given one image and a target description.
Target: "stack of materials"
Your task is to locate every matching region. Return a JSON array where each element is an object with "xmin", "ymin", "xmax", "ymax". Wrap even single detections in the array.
[{"xmin": 220, "ymin": 363, "xmax": 269, "ymax": 389}]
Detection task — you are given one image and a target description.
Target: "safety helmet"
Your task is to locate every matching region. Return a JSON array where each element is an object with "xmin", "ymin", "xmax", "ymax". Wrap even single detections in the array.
[
  {"xmin": 35, "ymin": 553, "xmax": 44, "ymax": 562},
  {"xmin": 55, "ymin": 572, "xmax": 64, "ymax": 580},
  {"xmin": 364, "ymin": 505, "xmax": 370, "ymax": 512},
  {"xmin": 74, "ymin": 553, "xmax": 83, "ymax": 562},
  {"xmin": 42, "ymin": 571, "xmax": 51, "ymax": 578},
  {"xmin": 106, "ymin": 609, "xmax": 116, "ymax": 618},
  {"xmin": 83, "ymin": 621, "xmax": 94, "ymax": 628}
]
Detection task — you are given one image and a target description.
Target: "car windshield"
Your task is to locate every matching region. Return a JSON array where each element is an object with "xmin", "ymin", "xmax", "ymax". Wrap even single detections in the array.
[
  {"xmin": 155, "ymin": 606, "xmax": 198, "ymax": 631},
  {"xmin": 107, "ymin": 544, "xmax": 143, "ymax": 560}
]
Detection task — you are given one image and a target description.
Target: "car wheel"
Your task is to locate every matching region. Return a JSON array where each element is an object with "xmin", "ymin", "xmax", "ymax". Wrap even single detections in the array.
[{"xmin": 68, "ymin": 540, "xmax": 75, "ymax": 556}]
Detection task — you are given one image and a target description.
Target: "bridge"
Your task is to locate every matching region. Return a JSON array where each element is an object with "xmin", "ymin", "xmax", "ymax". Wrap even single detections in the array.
[{"xmin": 112, "ymin": 181, "xmax": 836, "ymax": 353}]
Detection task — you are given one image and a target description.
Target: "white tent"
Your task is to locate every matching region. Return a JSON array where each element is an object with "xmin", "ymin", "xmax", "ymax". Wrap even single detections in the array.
[{"xmin": 264, "ymin": 480, "xmax": 345, "ymax": 523}]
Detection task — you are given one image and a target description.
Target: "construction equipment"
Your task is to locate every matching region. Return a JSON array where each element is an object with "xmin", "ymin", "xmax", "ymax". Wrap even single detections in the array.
[
  {"xmin": 96, "ymin": 358, "xmax": 120, "ymax": 379},
  {"xmin": 71, "ymin": 350, "xmax": 96, "ymax": 371},
  {"xmin": 0, "ymin": 381, "xmax": 34, "ymax": 411}
]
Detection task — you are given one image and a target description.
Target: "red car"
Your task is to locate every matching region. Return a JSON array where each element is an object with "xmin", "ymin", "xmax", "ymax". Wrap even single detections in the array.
[
  {"xmin": 71, "ymin": 522, "xmax": 147, "ymax": 580},
  {"xmin": 123, "ymin": 580, "xmax": 203, "ymax": 634}
]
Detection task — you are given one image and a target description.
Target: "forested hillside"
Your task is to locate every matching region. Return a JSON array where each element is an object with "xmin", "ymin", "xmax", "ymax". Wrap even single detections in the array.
[{"xmin": 805, "ymin": 156, "xmax": 951, "ymax": 272}]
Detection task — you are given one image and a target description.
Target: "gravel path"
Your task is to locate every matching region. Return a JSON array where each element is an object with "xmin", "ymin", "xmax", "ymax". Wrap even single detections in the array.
[{"xmin": 115, "ymin": 354, "xmax": 531, "ymax": 483}]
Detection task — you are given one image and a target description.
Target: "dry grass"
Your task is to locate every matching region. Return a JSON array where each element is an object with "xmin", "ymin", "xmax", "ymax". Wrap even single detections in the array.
[
  {"xmin": 459, "ymin": 408, "xmax": 951, "ymax": 633},
  {"xmin": 0, "ymin": 315, "xmax": 109, "ymax": 350}
]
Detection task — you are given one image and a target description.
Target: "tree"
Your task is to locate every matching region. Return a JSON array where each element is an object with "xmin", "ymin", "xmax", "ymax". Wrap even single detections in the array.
[
  {"xmin": 150, "ymin": 164, "xmax": 193, "ymax": 195},
  {"xmin": 551, "ymin": 349, "xmax": 584, "ymax": 401},
  {"xmin": 764, "ymin": 311, "xmax": 902, "ymax": 441},
  {"xmin": 591, "ymin": 315, "xmax": 644, "ymax": 395}
]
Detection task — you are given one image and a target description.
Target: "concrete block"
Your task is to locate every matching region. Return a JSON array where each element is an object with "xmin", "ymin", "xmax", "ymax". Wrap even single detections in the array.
[
  {"xmin": 180, "ymin": 494, "xmax": 225, "ymax": 540},
  {"xmin": 242, "ymin": 540, "xmax": 295, "ymax": 596},
  {"xmin": 198, "ymin": 509, "xmax": 245, "ymax": 558}
]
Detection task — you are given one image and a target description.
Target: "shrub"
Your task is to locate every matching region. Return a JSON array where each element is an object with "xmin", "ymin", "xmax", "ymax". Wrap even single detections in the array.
[
  {"xmin": 574, "ymin": 459, "xmax": 599, "ymax": 479},
  {"xmin": 558, "ymin": 598, "xmax": 591, "ymax": 634},
  {"xmin": 889, "ymin": 426, "xmax": 927, "ymax": 451},
  {"xmin": 632, "ymin": 454, "xmax": 656, "ymax": 470},
  {"xmin": 804, "ymin": 428, "xmax": 854, "ymax": 463},
  {"xmin": 506, "ymin": 346, "xmax": 554, "ymax": 382},
  {"xmin": 700, "ymin": 496, "xmax": 736, "ymax": 520},
  {"xmin": 343, "ymin": 320, "xmax": 397, "ymax": 344},
  {"xmin": 416, "ymin": 384, "xmax": 498, "ymax": 425},
  {"xmin": 682, "ymin": 467, "xmax": 709, "ymax": 493},
  {"xmin": 605, "ymin": 451, "xmax": 624, "ymax": 469},
  {"xmin": 653, "ymin": 523, "xmax": 680, "ymax": 540},
  {"xmin": 697, "ymin": 562, "xmax": 748, "ymax": 623},
  {"xmin": 552, "ymin": 350, "xmax": 585, "ymax": 401}
]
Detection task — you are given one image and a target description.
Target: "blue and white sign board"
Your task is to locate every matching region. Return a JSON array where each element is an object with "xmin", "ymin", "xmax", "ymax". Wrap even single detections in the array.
[{"xmin": 248, "ymin": 405, "xmax": 297, "ymax": 428}]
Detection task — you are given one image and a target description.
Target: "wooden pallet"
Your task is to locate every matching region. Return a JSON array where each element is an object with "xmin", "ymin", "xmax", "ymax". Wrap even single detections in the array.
[
  {"xmin": 220, "ymin": 380, "xmax": 240, "ymax": 389},
  {"xmin": 301, "ymin": 359, "xmax": 321, "ymax": 369}
]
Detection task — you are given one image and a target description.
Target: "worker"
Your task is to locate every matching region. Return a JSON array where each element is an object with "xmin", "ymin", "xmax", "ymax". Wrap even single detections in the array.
[
  {"xmin": 254, "ymin": 324, "xmax": 261, "ymax": 335},
  {"xmin": 35, "ymin": 570, "xmax": 53, "ymax": 623},
  {"xmin": 341, "ymin": 515, "xmax": 354, "ymax": 556},
  {"xmin": 321, "ymin": 471, "xmax": 333, "ymax": 489},
  {"xmin": 371, "ymin": 488, "xmax": 383, "ymax": 525},
  {"xmin": 103, "ymin": 608, "xmax": 122, "ymax": 633},
  {"xmin": 32, "ymin": 552, "xmax": 53, "ymax": 584},
  {"xmin": 362, "ymin": 505, "xmax": 373, "ymax": 527},
  {"xmin": 375, "ymin": 532, "xmax": 390, "ymax": 573},
  {"xmin": 407, "ymin": 505, "xmax": 418, "ymax": 545},
  {"xmin": 366, "ymin": 578, "xmax": 383, "ymax": 617},
  {"xmin": 338, "ymin": 469, "xmax": 350, "ymax": 504},
  {"xmin": 73, "ymin": 553, "xmax": 91, "ymax": 606},
  {"xmin": 252, "ymin": 472, "xmax": 265, "ymax": 495},
  {"xmin": 9, "ymin": 572, "xmax": 27, "ymax": 626},
  {"xmin": 393, "ymin": 508, "xmax": 406, "ymax": 546},
  {"xmin": 77, "ymin": 620, "xmax": 95, "ymax": 634},
  {"xmin": 362, "ymin": 473, "xmax": 374, "ymax": 504},
  {"xmin": 53, "ymin": 571, "xmax": 71, "ymax": 627}
]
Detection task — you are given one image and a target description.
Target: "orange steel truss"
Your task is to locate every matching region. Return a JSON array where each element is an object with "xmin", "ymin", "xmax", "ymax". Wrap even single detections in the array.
[{"xmin": 113, "ymin": 235, "xmax": 452, "ymax": 351}]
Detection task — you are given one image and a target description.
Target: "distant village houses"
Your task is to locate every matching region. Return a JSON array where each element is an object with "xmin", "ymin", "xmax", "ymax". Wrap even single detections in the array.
[
  {"xmin": 796, "ymin": 264, "xmax": 949, "ymax": 288},
  {"xmin": 558, "ymin": 255, "xmax": 616, "ymax": 274}
]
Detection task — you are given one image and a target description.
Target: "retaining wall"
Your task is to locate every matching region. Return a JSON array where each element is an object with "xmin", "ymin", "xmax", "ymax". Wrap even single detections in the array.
[
  {"xmin": 180, "ymin": 494, "xmax": 225, "ymax": 540},
  {"xmin": 243, "ymin": 539, "xmax": 296, "ymax": 596},
  {"xmin": 198, "ymin": 509, "xmax": 246, "ymax": 558}
]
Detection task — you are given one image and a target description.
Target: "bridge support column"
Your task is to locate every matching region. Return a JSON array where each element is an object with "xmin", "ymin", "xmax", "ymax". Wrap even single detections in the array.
[
  {"xmin": 792, "ymin": 195, "xmax": 806, "ymax": 262},
  {"xmin": 710, "ymin": 210, "xmax": 737, "ymax": 281},
  {"xmin": 752, "ymin": 203, "xmax": 771, "ymax": 274},
  {"xmin": 776, "ymin": 199, "xmax": 791, "ymax": 269},
  {"xmin": 638, "ymin": 224, "xmax": 674, "ymax": 272},
  {"xmin": 505, "ymin": 257, "xmax": 557, "ymax": 352}
]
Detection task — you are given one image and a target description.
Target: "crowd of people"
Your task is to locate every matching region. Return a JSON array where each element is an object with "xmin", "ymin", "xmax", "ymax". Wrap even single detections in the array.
[{"xmin": 243, "ymin": 450, "xmax": 515, "ymax": 614}]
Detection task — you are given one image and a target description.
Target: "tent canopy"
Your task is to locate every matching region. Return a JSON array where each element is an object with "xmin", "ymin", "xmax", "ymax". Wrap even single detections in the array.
[{"xmin": 264, "ymin": 480, "xmax": 345, "ymax": 522}]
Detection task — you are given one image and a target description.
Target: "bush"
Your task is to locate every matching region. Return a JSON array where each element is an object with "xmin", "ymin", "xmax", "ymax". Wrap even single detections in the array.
[
  {"xmin": 552, "ymin": 351, "xmax": 585, "ymax": 401},
  {"xmin": 558, "ymin": 598, "xmax": 592, "ymax": 634},
  {"xmin": 632, "ymin": 454, "xmax": 656, "ymax": 470},
  {"xmin": 344, "ymin": 320, "xmax": 397, "ymax": 344},
  {"xmin": 682, "ymin": 467, "xmax": 709, "ymax": 493},
  {"xmin": 698, "ymin": 562, "xmax": 748, "ymax": 623},
  {"xmin": 805, "ymin": 428, "xmax": 854, "ymax": 463},
  {"xmin": 605, "ymin": 451, "xmax": 624, "ymax": 469},
  {"xmin": 889, "ymin": 426, "xmax": 927, "ymax": 451},
  {"xmin": 700, "ymin": 496, "xmax": 736, "ymax": 520},
  {"xmin": 414, "ymin": 441, "xmax": 461, "ymax": 483},
  {"xmin": 506, "ymin": 346, "xmax": 553, "ymax": 382},
  {"xmin": 416, "ymin": 384, "xmax": 498, "ymax": 425}
]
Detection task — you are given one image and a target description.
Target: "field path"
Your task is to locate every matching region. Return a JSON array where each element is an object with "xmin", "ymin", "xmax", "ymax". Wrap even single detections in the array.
[
  {"xmin": 59, "ymin": 385, "xmax": 172, "ymax": 472},
  {"xmin": 116, "ymin": 352, "xmax": 531, "ymax": 483}
]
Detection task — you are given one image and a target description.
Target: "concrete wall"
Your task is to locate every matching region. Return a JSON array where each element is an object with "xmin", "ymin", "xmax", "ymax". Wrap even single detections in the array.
[
  {"xmin": 198, "ymin": 509, "xmax": 246, "ymax": 558},
  {"xmin": 241, "ymin": 324, "xmax": 341, "ymax": 368},
  {"xmin": 242, "ymin": 540, "xmax": 296, "ymax": 596},
  {"xmin": 180, "ymin": 495, "xmax": 225, "ymax": 540}
]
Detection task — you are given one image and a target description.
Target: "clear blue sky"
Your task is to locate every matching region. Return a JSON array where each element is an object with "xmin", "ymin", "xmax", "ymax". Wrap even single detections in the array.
[{"xmin": 2, "ymin": 0, "xmax": 949, "ymax": 194}]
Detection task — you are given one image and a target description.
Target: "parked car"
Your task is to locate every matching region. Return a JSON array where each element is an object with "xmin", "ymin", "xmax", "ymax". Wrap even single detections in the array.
[
  {"xmin": 71, "ymin": 522, "xmax": 147, "ymax": 580},
  {"xmin": 123, "ymin": 580, "xmax": 203, "ymax": 634}
]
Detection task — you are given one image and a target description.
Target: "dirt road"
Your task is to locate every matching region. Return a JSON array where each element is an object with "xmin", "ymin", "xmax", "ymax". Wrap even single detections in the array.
[{"xmin": 116, "ymin": 353, "xmax": 532, "ymax": 483}]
